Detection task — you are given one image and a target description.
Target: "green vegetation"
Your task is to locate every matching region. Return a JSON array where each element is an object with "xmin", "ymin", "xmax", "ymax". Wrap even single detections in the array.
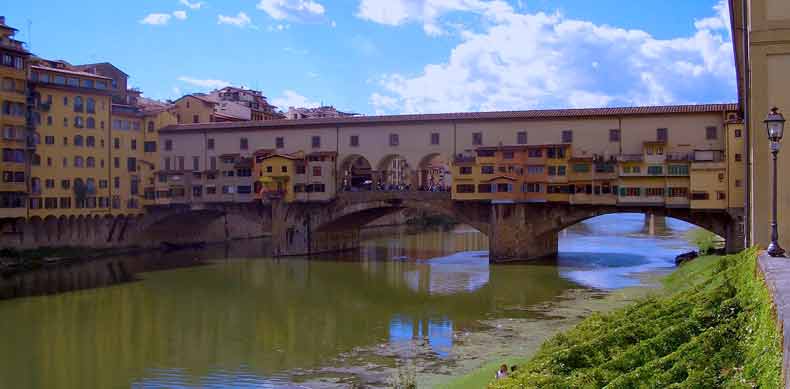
[
  {"xmin": 0, "ymin": 246, "xmax": 120, "ymax": 270},
  {"xmin": 490, "ymin": 249, "xmax": 782, "ymax": 388},
  {"xmin": 685, "ymin": 228, "xmax": 724, "ymax": 255}
]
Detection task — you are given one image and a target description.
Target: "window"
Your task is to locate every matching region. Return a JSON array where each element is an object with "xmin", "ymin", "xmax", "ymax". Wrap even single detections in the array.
[
  {"xmin": 165, "ymin": 139, "xmax": 172, "ymax": 151},
  {"xmin": 527, "ymin": 165, "xmax": 544, "ymax": 174},
  {"xmin": 496, "ymin": 183, "xmax": 513, "ymax": 193},
  {"xmin": 389, "ymin": 133, "xmax": 399, "ymax": 146},
  {"xmin": 210, "ymin": 157, "xmax": 217, "ymax": 170},
  {"xmin": 74, "ymin": 156, "xmax": 84, "ymax": 167},
  {"xmin": 548, "ymin": 166, "xmax": 566, "ymax": 176},
  {"xmin": 456, "ymin": 184, "xmax": 475, "ymax": 193},
  {"xmin": 73, "ymin": 96, "xmax": 83, "ymax": 112},
  {"xmin": 240, "ymin": 138, "xmax": 248, "ymax": 150},
  {"xmin": 620, "ymin": 187, "xmax": 641, "ymax": 197},
  {"xmin": 86, "ymin": 157, "xmax": 95, "ymax": 167},
  {"xmin": 459, "ymin": 166, "xmax": 473, "ymax": 175},
  {"xmin": 477, "ymin": 184, "xmax": 493, "ymax": 193},
  {"xmin": 562, "ymin": 130, "xmax": 573, "ymax": 143},
  {"xmin": 193, "ymin": 156, "xmax": 200, "ymax": 171},
  {"xmin": 691, "ymin": 192, "xmax": 709, "ymax": 200},
  {"xmin": 193, "ymin": 115, "xmax": 199, "ymax": 124},
  {"xmin": 350, "ymin": 135, "xmax": 359, "ymax": 147},
  {"xmin": 527, "ymin": 149, "xmax": 542, "ymax": 158},
  {"xmin": 86, "ymin": 97, "xmax": 95, "ymax": 113},
  {"xmin": 547, "ymin": 147, "xmax": 565, "ymax": 159},
  {"xmin": 668, "ymin": 187, "xmax": 688, "ymax": 197},
  {"xmin": 164, "ymin": 157, "xmax": 171, "ymax": 170},
  {"xmin": 503, "ymin": 151, "xmax": 514, "ymax": 159},
  {"xmin": 44, "ymin": 179, "xmax": 55, "ymax": 189},
  {"xmin": 517, "ymin": 131, "xmax": 527, "ymax": 145},
  {"xmin": 647, "ymin": 166, "xmax": 663, "ymax": 175},
  {"xmin": 114, "ymin": 177, "xmax": 120, "ymax": 189},
  {"xmin": 148, "ymin": 122, "xmax": 155, "ymax": 132},
  {"xmin": 609, "ymin": 129, "xmax": 621, "ymax": 142},
  {"xmin": 114, "ymin": 138, "xmax": 120, "ymax": 149},
  {"xmin": 572, "ymin": 163, "xmax": 590, "ymax": 173},
  {"xmin": 86, "ymin": 117, "xmax": 95, "ymax": 129},
  {"xmin": 656, "ymin": 128, "xmax": 668, "ymax": 142},
  {"xmin": 276, "ymin": 137, "xmax": 285, "ymax": 148},
  {"xmin": 312, "ymin": 136, "xmax": 321, "ymax": 148},
  {"xmin": 237, "ymin": 185, "xmax": 252, "ymax": 194},
  {"xmin": 266, "ymin": 166, "xmax": 273, "ymax": 173},
  {"xmin": 207, "ymin": 138, "xmax": 214, "ymax": 150},
  {"xmin": 312, "ymin": 166, "xmax": 322, "ymax": 176},
  {"xmin": 472, "ymin": 132, "xmax": 483, "ymax": 145},
  {"xmin": 524, "ymin": 183, "xmax": 542, "ymax": 193},
  {"xmin": 63, "ymin": 117, "xmax": 69, "ymax": 128},
  {"xmin": 131, "ymin": 140, "xmax": 137, "ymax": 150},
  {"xmin": 481, "ymin": 165, "xmax": 494, "ymax": 174},
  {"xmin": 114, "ymin": 157, "xmax": 120, "ymax": 168},
  {"xmin": 178, "ymin": 156, "xmax": 185, "ymax": 170},
  {"xmin": 645, "ymin": 187, "xmax": 665, "ymax": 197},
  {"xmin": 431, "ymin": 132, "xmax": 440, "ymax": 145},
  {"xmin": 735, "ymin": 179, "xmax": 743, "ymax": 188},
  {"xmin": 45, "ymin": 136, "xmax": 55, "ymax": 145},
  {"xmin": 718, "ymin": 172, "xmax": 725, "ymax": 182},
  {"xmin": 706, "ymin": 126, "xmax": 718, "ymax": 140},
  {"xmin": 47, "ymin": 116, "xmax": 52, "ymax": 126},
  {"xmin": 734, "ymin": 129, "xmax": 742, "ymax": 138},
  {"xmin": 60, "ymin": 197, "xmax": 71, "ymax": 209},
  {"xmin": 222, "ymin": 185, "xmax": 234, "ymax": 194},
  {"xmin": 144, "ymin": 141, "xmax": 156, "ymax": 152},
  {"xmin": 668, "ymin": 165, "xmax": 688, "ymax": 175},
  {"xmin": 735, "ymin": 153, "xmax": 742, "ymax": 162}
]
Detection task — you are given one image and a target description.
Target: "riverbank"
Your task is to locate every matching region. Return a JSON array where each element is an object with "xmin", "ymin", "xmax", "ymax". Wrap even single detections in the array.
[{"xmin": 484, "ymin": 249, "xmax": 782, "ymax": 388}]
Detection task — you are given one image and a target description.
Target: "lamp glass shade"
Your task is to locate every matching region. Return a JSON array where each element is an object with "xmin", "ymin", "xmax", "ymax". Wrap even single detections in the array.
[{"xmin": 764, "ymin": 108, "xmax": 785, "ymax": 142}]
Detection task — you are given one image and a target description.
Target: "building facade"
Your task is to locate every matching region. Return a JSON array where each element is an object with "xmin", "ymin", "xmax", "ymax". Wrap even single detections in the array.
[{"xmin": 0, "ymin": 17, "xmax": 30, "ymax": 218}]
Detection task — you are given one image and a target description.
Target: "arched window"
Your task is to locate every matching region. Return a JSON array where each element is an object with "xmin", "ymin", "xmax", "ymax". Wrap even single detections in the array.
[
  {"xmin": 147, "ymin": 121, "xmax": 154, "ymax": 132},
  {"xmin": 74, "ymin": 96, "xmax": 83, "ymax": 112},
  {"xmin": 74, "ymin": 116, "xmax": 84, "ymax": 128},
  {"xmin": 31, "ymin": 177, "xmax": 41, "ymax": 194},
  {"xmin": 86, "ymin": 178, "xmax": 96, "ymax": 194},
  {"xmin": 74, "ymin": 135, "xmax": 83, "ymax": 146},
  {"xmin": 86, "ymin": 136, "xmax": 95, "ymax": 147},
  {"xmin": 86, "ymin": 117, "xmax": 95, "ymax": 129},
  {"xmin": 86, "ymin": 156, "xmax": 95, "ymax": 167},
  {"xmin": 74, "ymin": 156, "xmax": 84, "ymax": 167},
  {"xmin": 86, "ymin": 97, "xmax": 95, "ymax": 113},
  {"xmin": 32, "ymin": 153, "xmax": 41, "ymax": 166}
]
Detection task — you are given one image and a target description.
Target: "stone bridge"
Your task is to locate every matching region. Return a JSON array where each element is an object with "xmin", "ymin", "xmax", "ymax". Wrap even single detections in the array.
[
  {"xmin": 1, "ymin": 192, "xmax": 742, "ymax": 262},
  {"xmin": 271, "ymin": 191, "xmax": 743, "ymax": 262}
]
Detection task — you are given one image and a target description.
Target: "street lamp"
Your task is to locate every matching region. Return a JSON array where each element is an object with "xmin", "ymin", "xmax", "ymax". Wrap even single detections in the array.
[{"xmin": 764, "ymin": 107, "xmax": 786, "ymax": 257}]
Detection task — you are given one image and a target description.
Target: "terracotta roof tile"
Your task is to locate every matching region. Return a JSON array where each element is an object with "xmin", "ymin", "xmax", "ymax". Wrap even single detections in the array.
[{"xmin": 161, "ymin": 103, "xmax": 737, "ymax": 134}]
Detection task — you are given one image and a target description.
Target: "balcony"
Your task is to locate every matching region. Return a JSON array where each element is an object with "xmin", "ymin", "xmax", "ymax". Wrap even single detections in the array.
[
  {"xmin": 618, "ymin": 154, "xmax": 643, "ymax": 162},
  {"xmin": 666, "ymin": 152, "xmax": 692, "ymax": 162}
]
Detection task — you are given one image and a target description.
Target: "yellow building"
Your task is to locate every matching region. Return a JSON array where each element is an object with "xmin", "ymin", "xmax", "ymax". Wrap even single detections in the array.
[
  {"xmin": 690, "ymin": 149, "xmax": 728, "ymax": 209},
  {"xmin": 140, "ymin": 106, "xmax": 177, "ymax": 207},
  {"xmin": 725, "ymin": 118, "xmax": 745, "ymax": 210},
  {"xmin": 255, "ymin": 151, "xmax": 298, "ymax": 202},
  {"xmin": 545, "ymin": 145, "xmax": 571, "ymax": 203},
  {"xmin": 29, "ymin": 59, "xmax": 114, "ymax": 218},
  {"xmin": 0, "ymin": 17, "xmax": 30, "ymax": 218},
  {"xmin": 172, "ymin": 94, "xmax": 218, "ymax": 124}
]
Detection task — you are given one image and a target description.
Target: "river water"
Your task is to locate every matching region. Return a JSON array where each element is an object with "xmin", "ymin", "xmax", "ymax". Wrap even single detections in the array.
[{"xmin": 0, "ymin": 214, "xmax": 695, "ymax": 388}]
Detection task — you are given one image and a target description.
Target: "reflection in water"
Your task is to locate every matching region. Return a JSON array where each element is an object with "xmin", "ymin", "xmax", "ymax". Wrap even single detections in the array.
[{"xmin": 0, "ymin": 215, "xmax": 694, "ymax": 388}]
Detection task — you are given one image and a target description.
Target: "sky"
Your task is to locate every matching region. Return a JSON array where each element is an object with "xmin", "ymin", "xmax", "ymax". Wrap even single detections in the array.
[{"xmin": 7, "ymin": 0, "xmax": 736, "ymax": 115}]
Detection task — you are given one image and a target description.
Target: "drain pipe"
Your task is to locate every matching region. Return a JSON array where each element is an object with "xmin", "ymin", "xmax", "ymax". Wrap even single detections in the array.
[{"xmin": 741, "ymin": 0, "xmax": 752, "ymax": 247}]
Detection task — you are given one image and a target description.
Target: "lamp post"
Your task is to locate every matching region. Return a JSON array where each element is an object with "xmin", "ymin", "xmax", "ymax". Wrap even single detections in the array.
[{"xmin": 764, "ymin": 107, "xmax": 786, "ymax": 257}]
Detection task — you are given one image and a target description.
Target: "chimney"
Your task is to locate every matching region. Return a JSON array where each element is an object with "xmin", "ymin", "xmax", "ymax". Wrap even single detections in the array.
[{"xmin": 0, "ymin": 16, "xmax": 6, "ymax": 26}]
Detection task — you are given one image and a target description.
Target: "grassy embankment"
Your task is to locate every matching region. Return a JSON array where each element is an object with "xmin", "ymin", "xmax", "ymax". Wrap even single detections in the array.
[{"xmin": 487, "ymin": 249, "xmax": 782, "ymax": 388}]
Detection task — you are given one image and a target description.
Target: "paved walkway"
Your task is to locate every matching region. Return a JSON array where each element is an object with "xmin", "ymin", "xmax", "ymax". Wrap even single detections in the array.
[{"xmin": 758, "ymin": 253, "xmax": 790, "ymax": 388}]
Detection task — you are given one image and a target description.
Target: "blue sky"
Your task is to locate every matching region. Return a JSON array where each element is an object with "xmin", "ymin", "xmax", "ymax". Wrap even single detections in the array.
[{"xmin": 7, "ymin": 0, "xmax": 736, "ymax": 115}]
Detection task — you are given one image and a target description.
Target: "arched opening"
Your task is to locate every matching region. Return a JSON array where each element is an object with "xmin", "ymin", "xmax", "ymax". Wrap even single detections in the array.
[
  {"xmin": 556, "ymin": 212, "xmax": 724, "ymax": 289},
  {"xmin": 340, "ymin": 154, "xmax": 373, "ymax": 192},
  {"xmin": 377, "ymin": 154, "xmax": 412, "ymax": 190},
  {"xmin": 417, "ymin": 153, "xmax": 451, "ymax": 192}
]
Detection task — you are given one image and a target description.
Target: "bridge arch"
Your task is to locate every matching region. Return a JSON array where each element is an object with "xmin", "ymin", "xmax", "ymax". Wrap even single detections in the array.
[
  {"xmin": 377, "ymin": 154, "xmax": 415, "ymax": 189},
  {"xmin": 340, "ymin": 154, "xmax": 374, "ymax": 191},
  {"xmin": 417, "ymin": 153, "xmax": 451, "ymax": 191}
]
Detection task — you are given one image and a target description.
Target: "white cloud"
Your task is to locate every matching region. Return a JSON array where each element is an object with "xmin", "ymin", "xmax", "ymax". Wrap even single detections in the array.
[
  {"xmin": 173, "ymin": 10, "xmax": 187, "ymax": 20},
  {"xmin": 172, "ymin": 86, "xmax": 183, "ymax": 97},
  {"xmin": 284, "ymin": 47, "xmax": 308, "ymax": 55},
  {"xmin": 356, "ymin": 0, "xmax": 511, "ymax": 36},
  {"xmin": 694, "ymin": 0, "xmax": 729, "ymax": 31},
  {"xmin": 331, "ymin": 20, "xmax": 337, "ymax": 27},
  {"xmin": 257, "ymin": 0, "xmax": 325, "ymax": 21},
  {"xmin": 218, "ymin": 12, "xmax": 253, "ymax": 28},
  {"xmin": 140, "ymin": 13, "xmax": 172, "ymax": 25},
  {"xmin": 370, "ymin": 1, "xmax": 736, "ymax": 114},
  {"xmin": 272, "ymin": 90, "xmax": 319, "ymax": 109},
  {"xmin": 177, "ymin": 76, "xmax": 231, "ymax": 89},
  {"xmin": 268, "ymin": 23, "xmax": 291, "ymax": 31},
  {"xmin": 179, "ymin": 0, "xmax": 204, "ymax": 10}
]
